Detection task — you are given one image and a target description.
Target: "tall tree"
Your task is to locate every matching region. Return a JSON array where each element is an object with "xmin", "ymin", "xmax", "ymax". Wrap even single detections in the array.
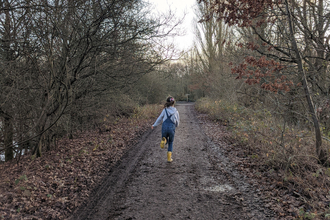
[
  {"xmin": 192, "ymin": 0, "xmax": 231, "ymax": 98},
  {"xmin": 199, "ymin": 0, "xmax": 330, "ymax": 163}
]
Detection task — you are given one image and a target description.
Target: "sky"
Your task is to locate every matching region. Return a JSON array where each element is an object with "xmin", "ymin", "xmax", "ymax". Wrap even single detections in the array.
[{"xmin": 147, "ymin": 0, "xmax": 197, "ymax": 51}]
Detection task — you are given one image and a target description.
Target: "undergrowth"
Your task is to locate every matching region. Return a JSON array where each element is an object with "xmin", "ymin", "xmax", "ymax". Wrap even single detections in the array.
[
  {"xmin": 131, "ymin": 104, "xmax": 163, "ymax": 120},
  {"xmin": 196, "ymin": 97, "xmax": 330, "ymax": 170},
  {"xmin": 100, "ymin": 104, "xmax": 162, "ymax": 131},
  {"xmin": 196, "ymin": 97, "xmax": 330, "ymax": 219}
]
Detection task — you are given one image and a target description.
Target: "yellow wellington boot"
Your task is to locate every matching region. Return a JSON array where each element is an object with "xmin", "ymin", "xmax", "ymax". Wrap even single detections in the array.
[
  {"xmin": 160, "ymin": 137, "xmax": 166, "ymax": 149},
  {"xmin": 167, "ymin": 151, "xmax": 173, "ymax": 162}
]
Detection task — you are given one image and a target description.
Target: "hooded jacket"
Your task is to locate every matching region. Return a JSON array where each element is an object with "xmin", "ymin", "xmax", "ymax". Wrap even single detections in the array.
[{"xmin": 152, "ymin": 106, "xmax": 180, "ymax": 127}]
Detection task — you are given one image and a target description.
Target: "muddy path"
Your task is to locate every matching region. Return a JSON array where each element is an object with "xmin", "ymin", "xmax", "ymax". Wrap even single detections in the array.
[{"xmin": 71, "ymin": 103, "xmax": 276, "ymax": 220}]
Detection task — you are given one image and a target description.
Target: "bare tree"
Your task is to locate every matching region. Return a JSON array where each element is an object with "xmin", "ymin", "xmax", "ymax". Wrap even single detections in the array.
[{"xmin": 0, "ymin": 0, "xmax": 180, "ymax": 160}]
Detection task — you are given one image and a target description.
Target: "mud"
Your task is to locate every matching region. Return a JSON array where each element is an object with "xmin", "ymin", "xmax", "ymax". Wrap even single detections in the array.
[{"xmin": 71, "ymin": 103, "xmax": 276, "ymax": 220}]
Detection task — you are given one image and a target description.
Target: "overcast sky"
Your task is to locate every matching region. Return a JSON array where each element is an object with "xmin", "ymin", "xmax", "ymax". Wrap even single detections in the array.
[{"xmin": 147, "ymin": 0, "xmax": 197, "ymax": 51}]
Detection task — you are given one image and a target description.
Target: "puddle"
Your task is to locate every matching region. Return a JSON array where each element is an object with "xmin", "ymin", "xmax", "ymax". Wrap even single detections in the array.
[{"xmin": 205, "ymin": 184, "xmax": 234, "ymax": 192}]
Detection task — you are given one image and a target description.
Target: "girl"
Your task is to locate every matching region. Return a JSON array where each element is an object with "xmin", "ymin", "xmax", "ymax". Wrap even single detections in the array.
[{"xmin": 151, "ymin": 96, "xmax": 180, "ymax": 162}]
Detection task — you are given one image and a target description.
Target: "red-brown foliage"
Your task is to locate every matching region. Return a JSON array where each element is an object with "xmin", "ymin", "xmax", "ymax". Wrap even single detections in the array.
[
  {"xmin": 231, "ymin": 56, "xmax": 292, "ymax": 93},
  {"xmin": 199, "ymin": 0, "xmax": 274, "ymax": 27}
]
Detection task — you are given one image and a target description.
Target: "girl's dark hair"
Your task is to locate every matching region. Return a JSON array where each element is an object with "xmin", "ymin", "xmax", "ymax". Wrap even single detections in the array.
[{"xmin": 164, "ymin": 96, "xmax": 175, "ymax": 108}]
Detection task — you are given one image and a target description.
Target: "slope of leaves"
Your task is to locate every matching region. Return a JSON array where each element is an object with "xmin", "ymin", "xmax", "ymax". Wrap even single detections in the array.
[
  {"xmin": 0, "ymin": 104, "xmax": 162, "ymax": 220},
  {"xmin": 196, "ymin": 98, "xmax": 330, "ymax": 219}
]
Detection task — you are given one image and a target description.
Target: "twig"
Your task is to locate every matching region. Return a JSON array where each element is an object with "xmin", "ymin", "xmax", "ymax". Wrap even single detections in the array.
[{"xmin": 322, "ymin": 136, "xmax": 330, "ymax": 143}]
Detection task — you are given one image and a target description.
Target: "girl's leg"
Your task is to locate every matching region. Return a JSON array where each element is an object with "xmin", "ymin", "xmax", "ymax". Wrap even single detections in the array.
[
  {"xmin": 160, "ymin": 137, "xmax": 166, "ymax": 149},
  {"xmin": 167, "ymin": 127, "xmax": 175, "ymax": 152},
  {"xmin": 167, "ymin": 141, "xmax": 173, "ymax": 152},
  {"xmin": 161, "ymin": 125, "xmax": 166, "ymax": 139},
  {"xmin": 161, "ymin": 126, "xmax": 168, "ymax": 149},
  {"xmin": 163, "ymin": 124, "xmax": 175, "ymax": 162}
]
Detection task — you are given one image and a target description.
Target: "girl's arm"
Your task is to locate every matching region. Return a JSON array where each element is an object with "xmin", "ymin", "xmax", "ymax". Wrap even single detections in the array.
[
  {"xmin": 175, "ymin": 110, "xmax": 180, "ymax": 127},
  {"xmin": 152, "ymin": 109, "xmax": 165, "ymax": 127}
]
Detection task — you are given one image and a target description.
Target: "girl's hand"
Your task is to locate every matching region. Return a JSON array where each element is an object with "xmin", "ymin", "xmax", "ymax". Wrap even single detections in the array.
[{"xmin": 151, "ymin": 125, "xmax": 154, "ymax": 129}]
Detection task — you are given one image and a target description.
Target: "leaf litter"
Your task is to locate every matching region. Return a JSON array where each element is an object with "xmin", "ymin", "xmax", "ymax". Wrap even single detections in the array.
[{"xmin": 0, "ymin": 115, "xmax": 158, "ymax": 220}]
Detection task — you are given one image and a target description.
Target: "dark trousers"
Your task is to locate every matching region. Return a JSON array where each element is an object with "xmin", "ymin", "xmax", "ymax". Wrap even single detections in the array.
[{"xmin": 161, "ymin": 121, "xmax": 175, "ymax": 152}]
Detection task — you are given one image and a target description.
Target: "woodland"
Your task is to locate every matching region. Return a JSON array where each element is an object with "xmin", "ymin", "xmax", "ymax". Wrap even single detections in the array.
[{"xmin": 1, "ymin": 0, "xmax": 330, "ymax": 219}]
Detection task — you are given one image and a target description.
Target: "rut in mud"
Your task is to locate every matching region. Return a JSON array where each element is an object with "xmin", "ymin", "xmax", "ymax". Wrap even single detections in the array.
[{"xmin": 71, "ymin": 103, "xmax": 275, "ymax": 220}]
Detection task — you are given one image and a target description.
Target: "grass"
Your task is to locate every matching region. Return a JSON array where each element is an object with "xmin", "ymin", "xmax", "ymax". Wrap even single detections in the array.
[
  {"xmin": 131, "ymin": 104, "xmax": 163, "ymax": 120},
  {"xmin": 195, "ymin": 97, "xmax": 330, "ymax": 170},
  {"xmin": 196, "ymin": 97, "xmax": 330, "ymax": 218}
]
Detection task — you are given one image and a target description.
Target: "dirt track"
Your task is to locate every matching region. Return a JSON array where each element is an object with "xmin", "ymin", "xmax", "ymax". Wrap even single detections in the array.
[{"xmin": 71, "ymin": 103, "xmax": 276, "ymax": 220}]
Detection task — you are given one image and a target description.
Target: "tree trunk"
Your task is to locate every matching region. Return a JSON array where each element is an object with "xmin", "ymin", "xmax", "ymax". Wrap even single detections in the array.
[
  {"xmin": 4, "ymin": 116, "xmax": 13, "ymax": 161},
  {"xmin": 285, "ymin": 0, "xmax": 326, "ymax": 164}
]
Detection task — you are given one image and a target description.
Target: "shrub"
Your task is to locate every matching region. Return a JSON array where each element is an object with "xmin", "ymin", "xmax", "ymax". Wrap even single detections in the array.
[{"xmin": 195, "ymin": 97, "xmax": 330, "ymax": 172}]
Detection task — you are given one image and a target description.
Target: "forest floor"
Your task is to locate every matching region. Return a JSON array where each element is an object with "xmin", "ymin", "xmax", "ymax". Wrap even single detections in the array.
[{"xmin": 1, "ymin": 102, "xmax": 325, "ymax": 219}]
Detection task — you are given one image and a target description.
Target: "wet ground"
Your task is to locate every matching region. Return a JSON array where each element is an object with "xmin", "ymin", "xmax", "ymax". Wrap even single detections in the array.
[{"xmin": 71, "ymin": 103, "xmax": 276, "ymax": 220}]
